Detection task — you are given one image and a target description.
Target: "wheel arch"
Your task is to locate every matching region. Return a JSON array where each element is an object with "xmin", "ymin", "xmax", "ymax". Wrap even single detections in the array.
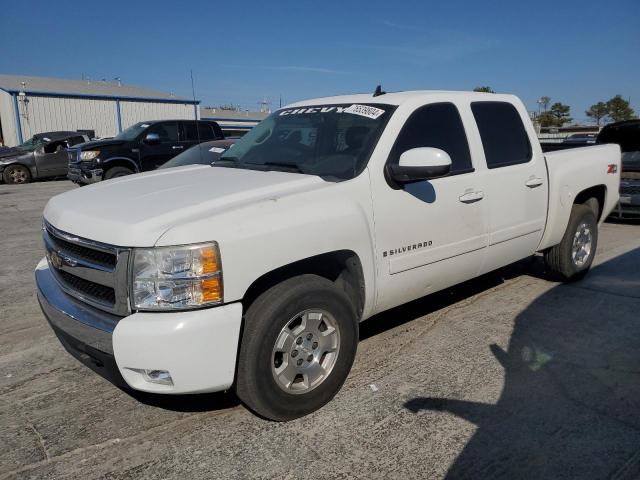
[
  {"xmin": 241, "ymin": 250, "xmax": 366, "ymax": 321},
  {"xmin": 102, "ymin": 157, "xmax": 139, "ymax": 173},
  {"xmin": 574, "ymin": 184, "xmax": 606, "ymax": 222}
]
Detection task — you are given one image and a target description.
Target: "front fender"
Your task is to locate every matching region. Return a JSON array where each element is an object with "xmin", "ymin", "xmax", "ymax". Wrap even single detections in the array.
[{"xmin": 155, "ymin": 174, "xmax": 377, "ymax": 318}]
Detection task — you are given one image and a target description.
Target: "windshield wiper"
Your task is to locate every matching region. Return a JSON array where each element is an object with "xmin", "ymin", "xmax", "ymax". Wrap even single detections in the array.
[{"xmin": 249, "ymin": 161, "xmax": 304, "ymax": 173}]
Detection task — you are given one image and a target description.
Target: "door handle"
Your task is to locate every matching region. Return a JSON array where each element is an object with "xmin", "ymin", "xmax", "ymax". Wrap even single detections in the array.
[
  {"xmin": 458, "ymin": 190, "xmax": 484, "ymax": 204},
  {"xmin": 172, "ymin": 145, "xmax": 184, "ymax": 150},
  {"xmin": 525, "ymin": 176, "xmax": 544, "ymax": 188}
]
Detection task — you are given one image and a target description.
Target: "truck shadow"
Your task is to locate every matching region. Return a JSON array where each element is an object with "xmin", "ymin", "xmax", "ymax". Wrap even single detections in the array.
[
  {"xmin": 404, "ymin": 248, "xmax": 640, "ymax": 479},
  {"xmin": 360, "ymin": 255, "xmax": 543, "ymax": 341}
]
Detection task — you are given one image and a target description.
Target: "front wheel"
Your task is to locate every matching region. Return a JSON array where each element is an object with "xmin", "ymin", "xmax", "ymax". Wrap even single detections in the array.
[
  {"xmin": 103, "ymin": 166, "xmax": 133, "ymax": 180},
  {"xmin": 544, "ymin": 203, "xmax": 598, "ymax": 281},
  {"xmin": 3, "ymin": 164, "xmax": 31, "ymax": 184},
  {"xmin": 235, "ymin": 274, "xmax": 358, "ymax": 421}
]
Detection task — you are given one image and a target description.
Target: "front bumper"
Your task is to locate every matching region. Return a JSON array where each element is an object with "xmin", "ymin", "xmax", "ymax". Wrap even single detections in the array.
[
  {"xmin": 36, "ymin": 257, "xmax": 243, "ymax": 394},
  {"xmin": 67, "ymin": 165, "xmax": 103, "ymax": 184}
]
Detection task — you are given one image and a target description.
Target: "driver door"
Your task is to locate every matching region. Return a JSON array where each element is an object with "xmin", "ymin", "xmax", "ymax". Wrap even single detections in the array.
[
  {"xmin": 139, "ymin": 122, "xmax": 180, "ymax": 171},
  {"xmin": 370, "ymin": 102, "xmax": 488, "ymax": 312},
  {"xmin": 36, "ymin": 140, "xmax": 70, "ymax": 177}
]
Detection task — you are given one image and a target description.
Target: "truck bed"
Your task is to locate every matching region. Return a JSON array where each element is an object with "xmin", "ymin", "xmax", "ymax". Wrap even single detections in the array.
[{"xmin": 538, "ymin": 144, "xmax": 621, "ymax": 251}]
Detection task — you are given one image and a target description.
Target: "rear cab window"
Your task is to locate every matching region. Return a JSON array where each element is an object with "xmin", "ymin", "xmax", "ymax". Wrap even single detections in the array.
[{"xmin": 471, "ymin": 101, "xmax": 532, "ymax": 168}]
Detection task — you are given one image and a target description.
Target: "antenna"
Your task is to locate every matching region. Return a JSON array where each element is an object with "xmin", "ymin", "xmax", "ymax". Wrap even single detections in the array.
[
  {"xmin": 373, "ymin": 85, "xmax": 386, "ymax": 97},
  {"xmin": 190, "ymin": 69, "xmax": 204, "ymax": 166}
]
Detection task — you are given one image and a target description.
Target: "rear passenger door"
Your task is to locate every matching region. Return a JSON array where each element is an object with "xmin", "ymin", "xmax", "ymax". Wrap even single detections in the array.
[
  {"xmin": 470, "ymin": 101, "xmax": 548, "ymax": 274},
  {"xmin": 139, "ymin": 122, "xmax": 180, "ymax": 171},
  {"xmin": 179, "ymin": 121, "xmax": 217, "ymax": 150}
]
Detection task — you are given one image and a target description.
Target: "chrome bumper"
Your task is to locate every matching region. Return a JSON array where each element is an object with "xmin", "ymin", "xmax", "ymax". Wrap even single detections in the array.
[
  {"xmin": 67, "ymin": 166, "xmax": 103, "ymax": 184},
  {"xmin": 36, "ymin": 258, "xmax": 119, "ymax": 355}
]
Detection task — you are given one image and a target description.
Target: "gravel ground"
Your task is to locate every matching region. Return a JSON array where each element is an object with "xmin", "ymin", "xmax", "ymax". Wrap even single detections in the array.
[{"xmin": 1, "ymin": 179, "xmax": 639, "ymax": 479}]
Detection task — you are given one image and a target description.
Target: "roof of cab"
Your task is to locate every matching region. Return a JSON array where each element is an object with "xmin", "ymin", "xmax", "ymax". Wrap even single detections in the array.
[{"xmin": 284, "ymin": 90, "xmax": 519, "ymax": 108}]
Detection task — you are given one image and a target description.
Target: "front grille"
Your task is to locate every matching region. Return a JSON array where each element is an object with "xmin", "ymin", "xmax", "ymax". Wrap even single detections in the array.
[
  {"xmin": 48, "ymin": 234, "xmax": 116, "ymax": 268},
  {"xmin": 621, "ymin": 184, "xmax": 640, "ymax": 195},
  {"xmin": 44, "ymin": 221, "xmax": 130, "ymax": 316},
  {"xmin": 67, "ymin": 148, "xmax": 80, "ymax": 165},
  {"xmin": 57, "ymin": 270, "xmax": 116, "ymax": 305}
]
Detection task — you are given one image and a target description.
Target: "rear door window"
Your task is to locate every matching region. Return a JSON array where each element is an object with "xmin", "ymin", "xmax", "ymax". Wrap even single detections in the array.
[
  {"xmin": 389, "ymin": 102, "xmax": 473, "ymax": 175},
  {"xmin": 183, "ymin": 122, "xmax": 217, "ymax": 141},
  {"xmin": 471, "ymin": 102, "xmax": 532, "ymax": 168}
]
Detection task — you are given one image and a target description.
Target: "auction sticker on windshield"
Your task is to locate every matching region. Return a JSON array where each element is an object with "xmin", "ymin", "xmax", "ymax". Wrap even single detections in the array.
[{"xmin": 343, "ymin": 104, "xmax": 386, "ymax": 119}]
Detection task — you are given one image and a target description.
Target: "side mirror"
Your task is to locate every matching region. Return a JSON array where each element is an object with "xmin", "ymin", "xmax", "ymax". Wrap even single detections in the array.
[
  {"xmin": 387, "ymin": 147, "xmax": 451, "ymax": 186},
  {"xmin": 144, "ymin": 132, "xmax": 160, "ymax": 144}
]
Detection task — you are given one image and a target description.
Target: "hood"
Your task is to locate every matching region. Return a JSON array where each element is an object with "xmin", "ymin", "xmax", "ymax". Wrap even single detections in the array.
[
  {"xmin": 76, "ymin": 138, "xmax": 126, "ymax": 149},
  {"xmin": 0, "ymin": 148, "xmax": 23, "ymax": 159},
  {"xmin": 44, "ymin": 165, "xmax": 328, "ymax": 247}
]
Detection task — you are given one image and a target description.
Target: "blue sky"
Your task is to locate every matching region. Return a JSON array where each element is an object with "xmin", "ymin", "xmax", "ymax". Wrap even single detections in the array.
[{"xmin": 1, "ymin": 0, "xmax": 638, "ymax": 122}]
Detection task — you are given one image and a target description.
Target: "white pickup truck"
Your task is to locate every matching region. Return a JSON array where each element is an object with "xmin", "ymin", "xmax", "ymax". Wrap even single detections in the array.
[{"xmin": 36, "ymin": 90, "xmax": 621, "ymax": 420}]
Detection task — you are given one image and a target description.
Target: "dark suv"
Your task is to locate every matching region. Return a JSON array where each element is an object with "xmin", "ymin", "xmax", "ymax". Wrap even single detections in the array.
[{"xmin": 68, "ymin": 120, "xmax": 224, "ymax": 184}]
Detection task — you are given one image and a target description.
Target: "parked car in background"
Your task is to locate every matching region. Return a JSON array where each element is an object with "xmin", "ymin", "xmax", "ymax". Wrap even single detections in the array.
[
  {"xmin": 67, "ymin": 120, "xmax": 224, "ymax": 184},
  {"xmin": 598, "ymin": 119, "xmax": 640, "ymax": 219},
  {"xmin": 563, "ymin": 133, "xmax": 597, "ymax": 145},
  {"xmin": 158, "ymin": 139, "xmax": 236, "ymax": 170},
  {"xmin": 0, "ymin": 131, "xmax": 89, "ymax": 184}
]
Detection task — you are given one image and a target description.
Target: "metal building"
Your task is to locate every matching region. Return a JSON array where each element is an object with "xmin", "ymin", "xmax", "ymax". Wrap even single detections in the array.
[{"xmin": 0, "ymin": 74, "xmax": 199, "ymax": 147}]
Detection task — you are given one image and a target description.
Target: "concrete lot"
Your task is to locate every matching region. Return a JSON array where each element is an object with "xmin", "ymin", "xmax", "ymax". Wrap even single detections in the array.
[{"xmin": 1, "ymin": 179, "xmax": 639, "ymax": 480}]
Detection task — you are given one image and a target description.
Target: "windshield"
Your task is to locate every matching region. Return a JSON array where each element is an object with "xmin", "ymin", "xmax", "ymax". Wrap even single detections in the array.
[
  {"xmin": 15, "ymin": 136, "xmax": 46, "ymax": 152},
  {"xmin": 113, "ymin": 122, "xmax": 150, "ymax": 141},
  {"xmin": 217, "ymin": 103, "xmax": 394, "ymax": 181},
  {"xmin": 159, "ymin": 143, "xmax": 224, "ymax": 169}
]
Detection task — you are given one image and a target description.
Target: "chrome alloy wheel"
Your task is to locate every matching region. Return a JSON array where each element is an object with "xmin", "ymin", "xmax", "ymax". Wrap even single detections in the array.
[
  {"xmin": 572, "ymin": 221, "xmax": 593, "ymax": 267},
  {"xmin": 271, "ymin": 309, "xmax": 340, "ymax": 394}
]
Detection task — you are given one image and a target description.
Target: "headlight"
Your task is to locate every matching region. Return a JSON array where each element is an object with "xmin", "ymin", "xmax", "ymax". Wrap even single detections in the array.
[
  {"xmin": 80, "ymin": 150, "xmax": 100, "ymax": 161},
  {"xmin": 131, "ymin": 243, "xmax": 222, "ymax": 311}
]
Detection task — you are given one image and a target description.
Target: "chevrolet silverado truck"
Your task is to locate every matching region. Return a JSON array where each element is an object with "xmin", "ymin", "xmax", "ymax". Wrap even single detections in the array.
[
  {"xmin": 36, "ymin": 90, "xmax": 621, "ymax": 421},
  {"xmin": 67, "ymin": 119, "xmax": 224, "ymax": 184}
]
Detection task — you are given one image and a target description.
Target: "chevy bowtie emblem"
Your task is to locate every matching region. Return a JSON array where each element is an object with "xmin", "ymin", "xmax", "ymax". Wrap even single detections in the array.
[
  {"xmin": 49, "ymin": 250, "xmax": 77, "ymax": 269},
  {"xmin": 50, "ymin": 251, "xmax": 63, "ymax": 269}
]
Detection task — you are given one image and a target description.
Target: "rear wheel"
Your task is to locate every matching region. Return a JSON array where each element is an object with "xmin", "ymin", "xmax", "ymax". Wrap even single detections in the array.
[
  {"xmin": 3, "ymin": 164, "xmax": 31, "ymax": 184},
  {"xmin": 104, "ymin": 166, "xmax": 133, "ymax": 180},
  {"xmin": 235, "ymin": 274, "xmax": 358, "ymax": 421},
  {"xmin": 544, "ymin": 203, "xmax": 598, "ymax": 281}
]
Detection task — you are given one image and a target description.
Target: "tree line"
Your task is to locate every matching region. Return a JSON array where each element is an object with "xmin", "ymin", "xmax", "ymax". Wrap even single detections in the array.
[{"xmin": 473, "ymin": 87, "xmax": 636, "ymax": 127}]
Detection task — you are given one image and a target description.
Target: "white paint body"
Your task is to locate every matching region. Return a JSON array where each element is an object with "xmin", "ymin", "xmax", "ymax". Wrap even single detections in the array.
[{"xmin": 41, "ymin": 91, "xmax": 621, "ymax": 394}]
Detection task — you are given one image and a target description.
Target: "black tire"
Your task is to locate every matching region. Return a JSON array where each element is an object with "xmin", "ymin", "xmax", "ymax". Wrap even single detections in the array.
[
  {"xmin": 3, "ymin": 164, "xmax": 31, "ymax": 184},
  {"xmin": 103, "ymin": 166, "xmax": 133, "ymax": 180},
  {"xmin": 544, "ymin": 203, "xmax": 598, "ymax": 281},
  {"xmin": 235, "ymin": 274, "xmax": 358, "ymax": 421}
]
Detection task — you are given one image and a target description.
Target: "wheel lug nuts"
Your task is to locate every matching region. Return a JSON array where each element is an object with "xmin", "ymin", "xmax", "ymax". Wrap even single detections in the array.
[
  {"xmin": 312, "ymin": 342, "xmax": 318, "ymax": 349},
  {"xmin": 306, "ymin": 333, "xmax": 313, "ymax": 340},
  {"xmin": 291, "ymin": 350, "xmax": 298, "ymax": 357},
  {"xmin": 297, "ymin": 359, "xmax": 303, "ymax": 366},
  {"xmin": 307, "ymin": 354, "xmax": 313, "ymax": 362},
  {"xmin": 296, "ymin": 337, "xmax": 303, "ymax": 345}
]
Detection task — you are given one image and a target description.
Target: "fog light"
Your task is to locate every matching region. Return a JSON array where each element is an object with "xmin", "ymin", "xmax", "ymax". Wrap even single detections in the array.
[{"xmin": 128, "ymin": 368, "xmax": 173, "ymax": 386}]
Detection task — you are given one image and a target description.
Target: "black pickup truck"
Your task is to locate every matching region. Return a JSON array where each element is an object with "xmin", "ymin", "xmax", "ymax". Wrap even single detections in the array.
[{"xmin": 68, "ymin": 119, "xmax": 223, "ymax": 184}]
